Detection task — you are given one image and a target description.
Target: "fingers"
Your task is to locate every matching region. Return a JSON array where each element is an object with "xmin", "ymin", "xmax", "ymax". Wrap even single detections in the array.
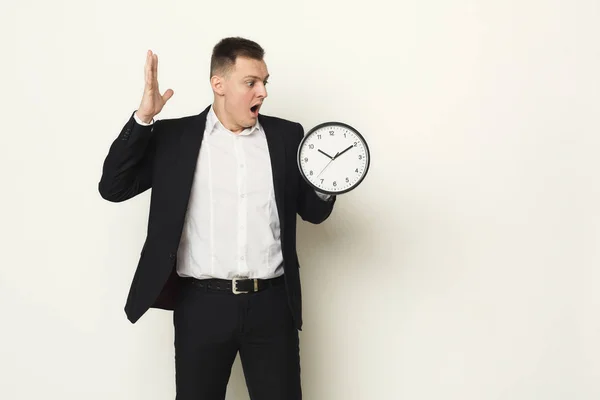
[
  {"xmin": 152, "ymin": 53, "xmax": 158, "ymax": 83},
  {"xmin": 144, "ymin": 50, "xmax": 159, "ymax": 89},
  {"xmin": 162, "ymin": 88, "xmax": 174, "ymax": 103},
  {"xmin": 143, "ymin": 50, "xmax": 173, "ymax": 107},
  {"xmin": 144, "ymin": 51, "xmax": 150, "ymax": 86},
  {"xmin": 144, "ymin": 50, "xmax": 153, "ymax": 88}
]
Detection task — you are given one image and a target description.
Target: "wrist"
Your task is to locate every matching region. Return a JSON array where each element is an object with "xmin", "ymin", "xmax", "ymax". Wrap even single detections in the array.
[{"xmin": 135, "ymin": 111, "xmax": 154, "ymax": 125}]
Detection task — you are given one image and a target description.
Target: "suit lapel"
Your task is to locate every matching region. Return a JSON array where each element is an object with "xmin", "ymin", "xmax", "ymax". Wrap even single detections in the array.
[
  {"xmin": 260, "ymin": 115, "xmax": 287, "ymax": 236},
  {"xmin": 173, "ymin": 106, "xmax": 210, "ymax": 218}
]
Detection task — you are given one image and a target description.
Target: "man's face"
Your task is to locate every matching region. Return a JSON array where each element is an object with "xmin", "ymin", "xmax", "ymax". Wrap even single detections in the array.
[{"xmin": 219, "ymin": 56, "xmax": 269, "ymax": 132}]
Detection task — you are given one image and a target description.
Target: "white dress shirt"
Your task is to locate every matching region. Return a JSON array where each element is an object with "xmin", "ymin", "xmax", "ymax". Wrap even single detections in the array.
[{"xmin": 134, "ymin": 106, "xmax": 330, "ymax": 280}]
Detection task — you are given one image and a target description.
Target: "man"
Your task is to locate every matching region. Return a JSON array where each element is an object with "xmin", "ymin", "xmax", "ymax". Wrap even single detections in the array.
[{"xmin": 98, "ymin": 37, "xmax": 336, "ymax": 399}]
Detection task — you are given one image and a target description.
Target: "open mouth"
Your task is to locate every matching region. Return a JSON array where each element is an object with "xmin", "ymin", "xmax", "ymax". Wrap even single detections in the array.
[{"xmin": 250, "ymin": 103, "xmax": 261, "ymax": 116}]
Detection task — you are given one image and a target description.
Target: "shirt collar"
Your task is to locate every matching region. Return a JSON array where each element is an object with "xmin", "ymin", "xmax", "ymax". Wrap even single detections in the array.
[{"xmin": 206, "ymin": 105, "xmax": 261, "ymax": 136}]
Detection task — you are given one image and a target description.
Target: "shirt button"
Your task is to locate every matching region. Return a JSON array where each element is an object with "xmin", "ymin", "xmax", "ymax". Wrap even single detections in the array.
[
  {"xmin": 241, "ymin": 194, "xmax": 245, "ymax": 198},
  {"xmin": 240, "ymin": 256, "xmax": 245, "ymax": 260}
]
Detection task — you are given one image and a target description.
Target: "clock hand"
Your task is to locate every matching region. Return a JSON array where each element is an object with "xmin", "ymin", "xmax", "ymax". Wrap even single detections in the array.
[
  {"xmin": 317, "ymin": 151, "xmax": 339, "ymax": 178},
  {"xmin": 318, "ymin": 149, "xmax": 334, "ymax": 160},
  {"xmin": 335, "ymin": 145, "xmax": 354, "ymax": 158}
]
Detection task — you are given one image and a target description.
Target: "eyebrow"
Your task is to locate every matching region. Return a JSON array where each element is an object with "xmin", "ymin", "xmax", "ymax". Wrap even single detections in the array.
[{"xmin": 244, "ymin": 75, "xmax": 270, "ymax": 81}]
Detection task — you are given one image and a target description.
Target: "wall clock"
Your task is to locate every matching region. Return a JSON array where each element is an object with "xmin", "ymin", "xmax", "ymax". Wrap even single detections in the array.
[{"xmin": 297, "ymin": 122, "xmax": 370, "ymax": 195}]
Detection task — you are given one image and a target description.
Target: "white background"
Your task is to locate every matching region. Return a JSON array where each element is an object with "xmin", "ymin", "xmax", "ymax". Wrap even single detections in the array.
[{"xmin": 1, "ymin": 0, "xmax": 599, "ymax": 399}]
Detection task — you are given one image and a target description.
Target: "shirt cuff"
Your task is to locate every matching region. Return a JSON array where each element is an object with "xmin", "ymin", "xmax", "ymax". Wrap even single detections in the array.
[{"xmin": 133, "ymin": 112, "xmax": 154, "ymax": 126}]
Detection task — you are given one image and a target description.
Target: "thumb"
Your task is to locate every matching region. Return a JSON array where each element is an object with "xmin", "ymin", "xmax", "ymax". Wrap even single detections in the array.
[{"xmin": 162, "ymin": 89, "xmax": 174, "ymax": 102}]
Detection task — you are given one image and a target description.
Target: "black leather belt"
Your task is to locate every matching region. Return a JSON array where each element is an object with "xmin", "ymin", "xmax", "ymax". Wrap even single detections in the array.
[{"xmin": 183, "ymin": 275, "xmax": 285, "ymax": 294}]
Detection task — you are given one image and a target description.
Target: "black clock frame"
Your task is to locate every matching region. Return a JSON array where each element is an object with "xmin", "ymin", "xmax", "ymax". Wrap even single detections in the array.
[{"xmin": 296, "ymin": 121, "xmax": 370, "ymax": 196}]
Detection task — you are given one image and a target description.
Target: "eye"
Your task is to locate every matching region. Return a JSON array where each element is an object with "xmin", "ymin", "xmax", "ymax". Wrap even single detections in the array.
[
  {"xmin": 246, "ymin": 81, "xmax": 255, "ymax": 87},
  {"xmin": 264, "ymin": 80, "xmax": 269, "ymax": 86}
]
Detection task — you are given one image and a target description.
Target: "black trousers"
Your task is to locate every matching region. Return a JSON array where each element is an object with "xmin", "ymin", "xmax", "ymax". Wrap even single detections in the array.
[{"xmin": 173, "ymin": 277, "xmax": 301, "ymax": 400}]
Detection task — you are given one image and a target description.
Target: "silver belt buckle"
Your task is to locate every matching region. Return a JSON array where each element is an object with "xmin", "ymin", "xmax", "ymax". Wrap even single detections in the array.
[{"xmin": 232, "ymin": 278, "xmax": 258, "ymax": 294}]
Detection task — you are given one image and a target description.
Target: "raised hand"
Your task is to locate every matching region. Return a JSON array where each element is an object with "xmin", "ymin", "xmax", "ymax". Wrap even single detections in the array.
[{"xmin": 135, "ymin": 50, "xmax": 174, "ymax": 124}]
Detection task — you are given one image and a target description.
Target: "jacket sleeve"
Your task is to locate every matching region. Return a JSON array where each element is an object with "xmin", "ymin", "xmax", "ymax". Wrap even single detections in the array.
[
  {"xmin": 295, "ymin": 122, "xmax": 336, "ymax": 224},
  {"xmin": 98, "ymin": 111, "xmax": 158, "ymax": 202}
]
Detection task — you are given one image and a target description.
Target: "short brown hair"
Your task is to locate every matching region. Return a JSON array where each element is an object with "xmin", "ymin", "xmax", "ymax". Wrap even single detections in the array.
[{"xmin": 210, "ymin": 37, "xmax": 265, "ymax": 78}]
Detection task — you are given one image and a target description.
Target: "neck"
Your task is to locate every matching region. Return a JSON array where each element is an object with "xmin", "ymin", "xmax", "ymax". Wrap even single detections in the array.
[{"xmin": 212, "ymin": 99, "xmax": 244, "ymax": 134}]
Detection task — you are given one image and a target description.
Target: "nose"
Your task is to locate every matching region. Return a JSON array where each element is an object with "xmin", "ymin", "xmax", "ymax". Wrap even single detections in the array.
[{"xmin": 257, "ymin": 82, "xmax": 268, "ymax": 99}]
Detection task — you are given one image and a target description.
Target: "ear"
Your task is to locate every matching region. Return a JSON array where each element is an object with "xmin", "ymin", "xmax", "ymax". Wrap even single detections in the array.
[{"xmin": 211, "ymin": 75, "xmax": 225, "ymax": 96}]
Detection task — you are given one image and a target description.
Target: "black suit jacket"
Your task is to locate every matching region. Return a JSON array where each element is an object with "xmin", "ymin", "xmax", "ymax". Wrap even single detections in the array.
[{"xmin": 98, "ymin": 105, "xmax": 335, "ymax": 330}]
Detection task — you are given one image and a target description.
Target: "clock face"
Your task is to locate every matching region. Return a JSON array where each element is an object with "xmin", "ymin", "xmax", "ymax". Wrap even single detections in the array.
[{"xmin": 297, "ymin": 122, "xmax": 370, "ymax": 195}]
